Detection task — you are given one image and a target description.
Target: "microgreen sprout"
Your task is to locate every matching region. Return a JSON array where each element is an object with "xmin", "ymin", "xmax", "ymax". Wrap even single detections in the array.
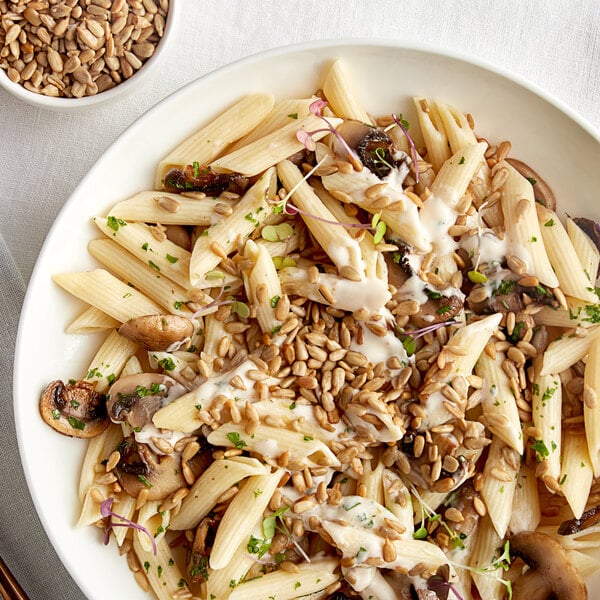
[
  {"xmin": 455, "ymin": 540, "xmax": 513, "ymax": 599},
  {"xmin": 427, "ymin": 564, "xmax": 465, "ymax": 600},
  {"xmin": 190, "ymin": 282, "xmax": 250, "ymax": 320},
  {"xmin": 269, "ymin": 161, "xmax": 388, "ymax": 244},
  {"xmin": 247, "ymin": 506, "xmax": 311, "ymax": 564},
  {"xmin": 397, "ymin": 320, "xmax": 458, "ymax": 357},
  {"xmin": 410, "ymin": 485, "xmax": 466, "ymax": 550},
  {"xmin": 296, "ymin": 99, "xmax": 362, "ymax": 170},
  {"xmin": 391, "ymin": 113, "xmax": 419, "ymax": 184},
  {"xmin": 101, "ymin": 497, "xmax": 157, "ymax": 556}
]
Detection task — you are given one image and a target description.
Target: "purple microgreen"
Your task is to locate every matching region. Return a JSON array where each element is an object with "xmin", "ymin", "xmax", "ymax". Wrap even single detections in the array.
[
  {"xmin": 191, "ymin": 282, "xmax": 226, "ymax": 319},
  {"xmin": 403, "ymin": 319, "xmax": 458, "ymax": 342},
  {"xmin": 296, "ymin": 129, "xmax": 316, "ymax": 152},
  {"xmin": 101, "ymin": 497, "xmax": 157, "ymax": 556},
  {"xmin": 309, "ymin": 98, "xmax": 328, "ymax": 116},
  {"xmin": 427, "ymin": 565, "xmax": 465, "ymax": 600},
  {"xmin": 295, "ymin": 99, "xmax": 362, "ymax": 169},
  {"xmin": 392, "ymin": 113, "xmax": 419, "ymax": 184}
]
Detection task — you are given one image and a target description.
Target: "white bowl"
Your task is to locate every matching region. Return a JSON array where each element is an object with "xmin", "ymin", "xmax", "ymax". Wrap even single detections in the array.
[
  {"xmin": 0, "ymin": 0, "xmax": 178, "ymax": 111},
  {"xmin": 14, "ymin": 40, "xmax": 600, "ymax": 599}
]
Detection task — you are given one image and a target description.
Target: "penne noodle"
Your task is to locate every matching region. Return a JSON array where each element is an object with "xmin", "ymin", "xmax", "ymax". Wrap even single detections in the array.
[
  {"xmin": 476, "ymin": 351, "xmax": 523, "ymax": 453},
  {"xmin": 210, "ymin": 114, "xmax": 342, "ymax": 176},
  {"xmin": 189, "ymin": 167, "xmax": 275, "ymax": 285},
  {"xmin": 428, "ymin": 142, "xmax": 486, "ymax": 209},
  {"xmin": 243, "ymin": 240, "xmax": 283, "ymax": 334},
  {"xmin": 53, "ymin": 269, "xmax": 162, "ymax": 323},
  {"xmin": 584, "ymin": 334, "xmax": 600, "ymax": 475},
  {"xmin": 227, "ymin": 97, "xmax": 316, "ymax": 152},
  {"xmin": 170, "ymin": 456, "xmax": 268, "ymax": 531},
  {"xmin": 499, "ymin": 163, "xmax": 559, "ymax": 288},
  {"xmin": 277, "ymin": 159, "xmax": 365, "ymax": 277},
  {"xmin": 322, "ymin": 59, "xmax": 372, "ymax": 123},
  {"xmin": 479, "ymin": 436, "xmax": 519, "ymax": 538},
  {"xmin": 82, "ymin": 329, "xmax": 138, "ymax": 393},
  {"xmin": 540, "ymin": 325, "xmax": 600, "ymax": 375},
  {"xmin": 207, "ymin": 422, "xmax": 340, "ymax": 469},
  {"xmin": 531, "ymin": 365, "xmax": 562, "ymax": 482},
  {"xmin": 210, "ymin": 470, "xmax": 283, "ymax": 570},
  {"xmin": 559, "ymin": 428, "xmax": 593, "ymax": 519},
  {"xmin": 412, "ymin": 97, "xmax": 450, "ymax": 172},
  {"xmin": 509, "ymin": 462, "xmax": 541, "ymax": 534},
  {"xmin": 155, "ymin": 93, "xmax": 275, "ymax": 188},
  {"xmin": 537, "ymin": 203, "xmax": 597, "ymax": 302},
  {"xmin": 133, "ymin": 535, "xmax": 190, "ymax": 599},
  {"xmin": 88, "ymin": 239, "xmax": 193, "ymax": 316},
  {"xmin": 228, "ymin": 557, "xmax": 340, "ymax": 600},
  {"xmin": 109, "ymin": 190, "xmax": 235, "ymax": 226},
  {"xmin": 66, "ymin": 305, "xmax": 120, "ymax": 334}
]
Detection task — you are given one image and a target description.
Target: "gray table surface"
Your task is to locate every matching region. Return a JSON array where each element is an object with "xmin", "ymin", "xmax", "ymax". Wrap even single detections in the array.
[{"xmin": 1, "ymin": 1, "xmax": 599, "ymax": 598}]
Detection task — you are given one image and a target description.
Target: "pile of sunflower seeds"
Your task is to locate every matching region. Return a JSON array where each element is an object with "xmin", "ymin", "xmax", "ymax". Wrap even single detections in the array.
[{"xmin": 0, "ymin": 0, "xmax": 168, "ymax": 98}]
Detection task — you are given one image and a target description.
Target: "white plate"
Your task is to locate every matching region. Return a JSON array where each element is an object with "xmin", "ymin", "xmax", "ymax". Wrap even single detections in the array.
[{"xmin": 14, "ymin": 40, "xmax": 600, "ymax": 599}]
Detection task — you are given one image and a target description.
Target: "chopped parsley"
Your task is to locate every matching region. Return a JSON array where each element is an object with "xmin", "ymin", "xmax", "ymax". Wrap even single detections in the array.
[
  {"xmin": 226, "ymin": 431, "xmax": 247, "ymax": 449},
  {"xmin": 531, "ymin": 439, "xmax": 549, "ymax": 460},
  {"xmin": 68, "ymin": 416, "xmax": 85, "ymax": 431},
  {"xmin": 157, "ymin": 357, "xmax": 175, "ymax": 371},
  {"xmin": 270, "ymin": 295, "xmax": 280, "ymax": 308},
  {"xmin": 137, "ymin": 474, "xmax": 153, "ymax": 488},
  {"xmin": 106, "ymin": 216, "xmax": 126, "ymax": 232},
  {"xmin": 166, "ymin": 253, "xmax": 179, "ymax": 264}
]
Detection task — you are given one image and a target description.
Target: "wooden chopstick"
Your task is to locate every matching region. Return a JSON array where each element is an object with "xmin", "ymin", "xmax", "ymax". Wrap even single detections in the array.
[{"xmin": 0, "ymin": 557, "xmax": 29, "ymax": 600}]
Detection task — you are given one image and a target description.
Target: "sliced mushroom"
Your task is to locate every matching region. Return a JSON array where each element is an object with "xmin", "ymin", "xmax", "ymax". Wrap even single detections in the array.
[
  {"xmin": 506, "ymin": 158, "xmax": 556, "ymax": 211},
  {"xmin": 410, "ymin": 293, "xmax": 463, "ymax": 329},
  {"xmin": 164, "ymin": 224, "xmax": 192, "ymax": 251},
  {"xmin": 558, "ymin": 505, "xmax": 600, "ymax": 535},
  {"xmin": 115, "ymin": 436, "xmax": 211, "ymax": 501},
  {"xmin": 163, "ymin": 165, "xmax": 248, "ymax": 196},
  {"xmin": 511, "ymin": 530, "xmax": 587, "ymax": 600},
  {"xmin": 468, "ymin": 275, "xmax": 559, "ymax": 316},
  {"xmin": 118, "ymin": 314, "xmax": 194, "ymax": 351},
  {"xmin": 106, "ymin": 373, "xmax": 185, "ymax": 429},
  {"xmin": 40, "ymin": 379, "xmax": 109, "ymax": 438},
  {"xmin": 188, "ymin": 516, "xmax": 219, "ymax": 584}
]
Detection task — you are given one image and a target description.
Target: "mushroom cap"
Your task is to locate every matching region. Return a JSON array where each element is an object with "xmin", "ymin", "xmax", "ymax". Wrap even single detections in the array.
[
  {"xmin": 511, "ymin": 530, "xmax": 587, "ymax": 600},
  {"xmin": 39, "ymin": 379, "xmax": 109, "ymax": 438},
  {"xmin": 106, "ymin": 372, "xmax": 185, "ymax": 429},
  {"xmin": 118, "ymin": 314, "xmax": 194, "ymax": 351}
]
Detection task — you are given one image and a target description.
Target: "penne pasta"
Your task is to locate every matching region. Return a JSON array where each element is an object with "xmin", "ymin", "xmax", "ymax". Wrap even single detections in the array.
[
  {"xmin": 322, "ymin": 59, "xmax": 372, "ymax": 123},
  {"xmin": 537, "ymin": 203, "xmax": 597, "ymax": 302},
  {"xmin": 210, "ymin": 114, "xmax": 342, "ymax": 176},
  {"xmin": 53, "ymin": 269, "xmax": 162, "ymax": 322},
  {"xmin": 559, "ymin": 428, "xmax": 594, "ymax": 519},
  {"xmin": 155, "ymin": 93, "xmax": 275, "ymax": 188},
  {"xmin": 66, "ymin": 305, "xmax": 120, "ymax": 334},
  {"xmin": 210, "ymin": 470, "xmax": 283, "ymax": 570},
  {"xmin": 188, "ymin": 167, "xmax": 275, "ymax": 285},
  {"xmin": 108, "ymin": 190, "xmax": 235, "ymax": 226}
]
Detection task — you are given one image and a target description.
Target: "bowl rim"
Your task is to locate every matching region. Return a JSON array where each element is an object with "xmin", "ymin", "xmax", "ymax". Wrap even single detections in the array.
[
  {"xmin": 13, "ymin": 37, "xmax": 600, "ymax": 600},
  {"xmin": 0, "ymin": 0, "xmax": 179, "ymax": 110}
]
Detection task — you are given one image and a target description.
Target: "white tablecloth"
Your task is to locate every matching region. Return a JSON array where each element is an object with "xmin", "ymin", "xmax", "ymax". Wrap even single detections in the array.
[{"xmin": 1, "ymin": 1, "xmax": 599, "ymax": 597}]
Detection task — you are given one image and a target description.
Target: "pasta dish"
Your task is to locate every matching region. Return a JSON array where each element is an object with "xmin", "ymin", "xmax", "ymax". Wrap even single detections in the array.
[{"xmin": 39, "ymin": 59, "xmax": 600, "ymax": 599}]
